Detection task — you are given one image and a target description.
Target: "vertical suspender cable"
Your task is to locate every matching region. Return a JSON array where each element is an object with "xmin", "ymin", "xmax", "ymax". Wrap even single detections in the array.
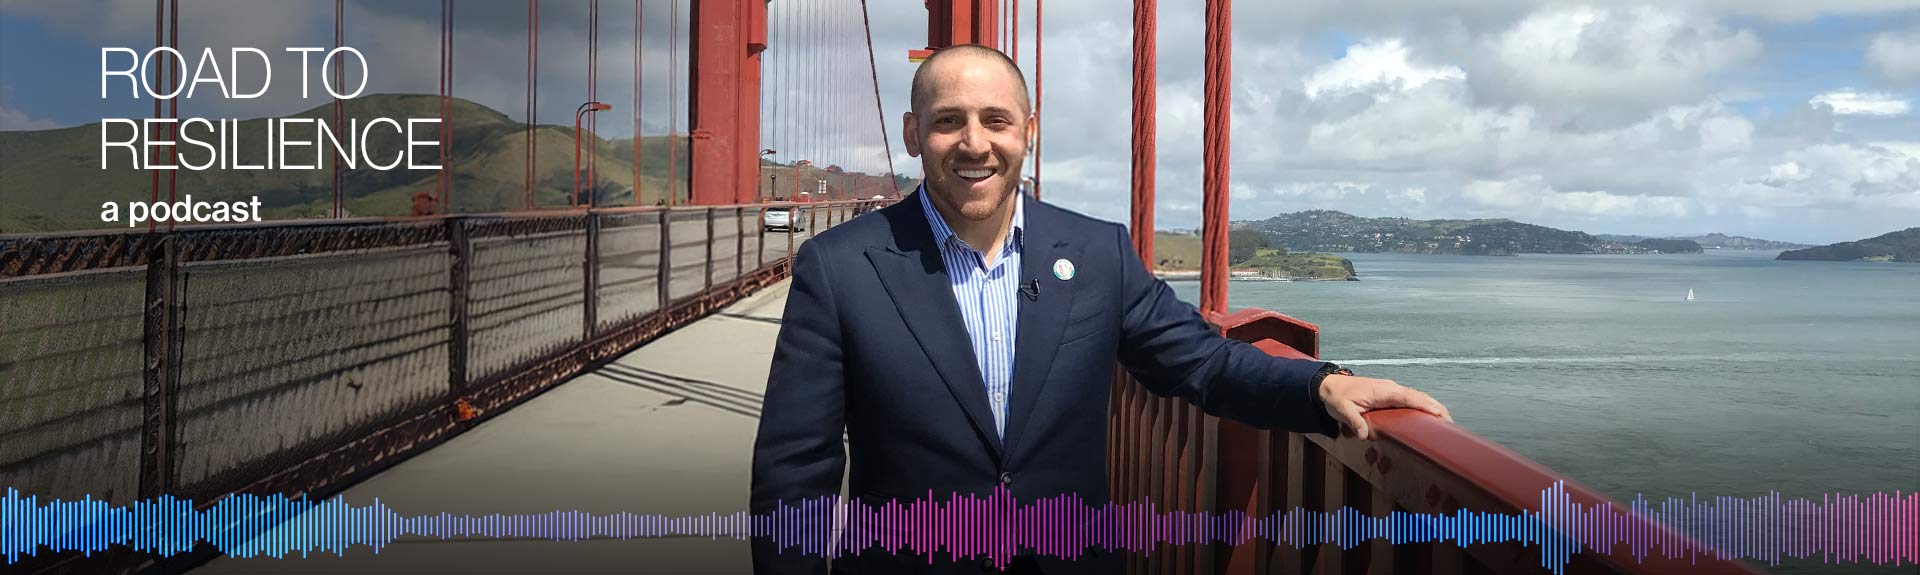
[
  {"xmin": 333, "ymin": 0, "xmax": 344, "ymax": 218},
  {"xmin": 447, "ymin": 0, "xmax": 456, "ymax": 211},
  {"xmin": 589, "ymin": 0, "xmax": 599, "ymax": 205},
  {"xmin": 837, "ymin": 0, "xmax": 843, "ymax": 199},
  {"xmin": 807, "ymin": 0, "xmax": 812, "ymax": 198},
  {"xmin": 1130, "ymin": 0, "xmax": 1155, "ymax": 262},
  {"xmin": 668, "ymin": 0, "xmax": 679, "ymax": 206},
  {"xmin": 831, "ymin": 0, "xmax": 838, "ymax": 199},
  {"xmin": 150, "ymin": 0, "xmax": 160, "ymax": 231},
  {"xmin": 815, "ymin": 0, "xmax": 822, "ymax": 190},
  {"xmin": 526, "ymin": 0, "xmax": 535, "ymax": 210},
  {"xmin": 168, "ymin": 0, "xmax": 177, "ymax": 229},
  {"xmin": 775, "ymin": 0, "xmax": 785, "ymax": 198},
  {"xmin": 438, "ymin": 0, "xmax": 446, "ymax": 211},
  {"xmin": 535, "ymin": 0, "xmax": 543, "ymax": 209},
  {"xmin": 1033, "ymin": 0, "xmax": 1043, "ymax": 198},
  {"xmin": 1012, "ymin": 0, "xmax": 1019, "ymax": 62},
  {"xmin": 634, "ymin": 0, "xmax": 643, "ymax": 205},
  {"xmin": 645, "ymin": 0, "xmax": 652, "ymax": 205},
  {"xmin": 775, "ymin": 3, "xmax": 784, "ymax": 200},
  {"xmin": 438, "ymin": 0, "xmax": 445, "ymax": 211},
  {"xmin": 1199, "ymin": 0, "xmax": 1229, "ymax": 316}
]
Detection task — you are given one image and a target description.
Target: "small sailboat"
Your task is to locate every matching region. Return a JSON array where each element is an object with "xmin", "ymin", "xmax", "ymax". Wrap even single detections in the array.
[{"xmin": 1685, "ymin": 288, "xmax": 1695, "ymax": 301}]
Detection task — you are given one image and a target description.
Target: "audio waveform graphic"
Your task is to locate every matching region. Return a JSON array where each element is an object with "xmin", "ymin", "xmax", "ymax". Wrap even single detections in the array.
[{"xmin": 3, "ymin": 483, "xmax": 1914, "ymax": 574}]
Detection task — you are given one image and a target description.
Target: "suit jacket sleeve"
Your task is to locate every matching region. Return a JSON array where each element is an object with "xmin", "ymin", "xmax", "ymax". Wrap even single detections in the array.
[
  {"xmin": 750, "ymin": 239, "xmax": 847, "ymax": 574},
  {"xmin": 1112, "ymin": 225, "xmax": 1340, "ymax": 436}
]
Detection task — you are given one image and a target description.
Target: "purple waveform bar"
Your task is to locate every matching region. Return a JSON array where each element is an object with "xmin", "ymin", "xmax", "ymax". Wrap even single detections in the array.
[{"xmin": 2, "ymin": 483, "xmax": 1914, "ymax": 574}]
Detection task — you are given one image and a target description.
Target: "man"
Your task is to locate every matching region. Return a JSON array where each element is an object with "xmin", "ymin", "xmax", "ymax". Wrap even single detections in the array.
[{"xmin": 751, "ymin": 45, "xmax": 1450, "ymax": 574}]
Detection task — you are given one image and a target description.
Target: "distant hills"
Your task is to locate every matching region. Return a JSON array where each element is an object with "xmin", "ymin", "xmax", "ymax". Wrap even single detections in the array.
[
  {"xmin": 1776, "ymin": 228, "xmax": 1919, "ymax": 262},
  {"xmin": 1154, "ymin": 231, "xmax": 1356, "ymax": 280},
  {"xmin": 0, "ymin": 94, "xmax": 899, "ymax": 233},
  {"xmin": 1595, "ymin": 233, "xmax": 1809, "ymax": 250},
  {"xmin": 1235, "ymin": 210, "xmax": 1702, "ymax": 256}
]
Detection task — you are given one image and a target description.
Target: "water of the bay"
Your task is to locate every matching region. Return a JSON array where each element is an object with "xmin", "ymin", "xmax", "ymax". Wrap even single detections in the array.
[{"xmin": 1170, "ymin": 250, "xmax": 1918, "ymax": 573}]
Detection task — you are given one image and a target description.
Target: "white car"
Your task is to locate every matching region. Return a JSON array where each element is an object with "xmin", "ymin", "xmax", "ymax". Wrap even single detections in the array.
[{"xmin": 763, "ymin": 206, "xmax": 807, "ymax": 232}]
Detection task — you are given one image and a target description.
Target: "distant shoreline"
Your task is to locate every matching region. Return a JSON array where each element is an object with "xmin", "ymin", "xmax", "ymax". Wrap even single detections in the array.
[{"xmin": 1154, "ymin": 270, "xmax": 1354, "ymax": 282}]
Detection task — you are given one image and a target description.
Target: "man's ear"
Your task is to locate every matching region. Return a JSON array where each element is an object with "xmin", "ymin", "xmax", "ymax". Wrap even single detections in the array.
[
  {"xmin": 902, "ymin": 112, "xmax": 921, "ymax": 157},
  {"xmin": 1025, "ymin": 112, "xmax": 1039, "ymax": 154}
]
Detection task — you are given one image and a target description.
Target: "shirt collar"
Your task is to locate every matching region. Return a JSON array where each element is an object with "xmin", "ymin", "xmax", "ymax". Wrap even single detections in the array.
[{"xmin": 918, "ymin": 182, "xmax": 1025, "ymax": 257}]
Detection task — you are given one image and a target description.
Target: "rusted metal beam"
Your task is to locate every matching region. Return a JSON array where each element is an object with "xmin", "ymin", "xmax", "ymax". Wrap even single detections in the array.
[
  {"xmin": 138, "ymin": 233, "xmax": 177, "ymax": 501},
  {"xmin": 705, "ymin": 208, "xmax": 716, "ymax": 289},
  {"xmin": 658, "ymin": 210, "xmax": 672, "ymax": 311},
  {"xmin": 585, "ymin": 212, "xmax": 601, "ymax": 340},
  {"xmin": 447, "ymin": 218, "xmax": 471, "ymax": 396}
]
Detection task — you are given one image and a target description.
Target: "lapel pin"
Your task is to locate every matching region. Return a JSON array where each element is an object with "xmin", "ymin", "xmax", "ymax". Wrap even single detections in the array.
[{"xmin": 1053, "ymin": 258, "xmax": 1076, "ymax": 281}]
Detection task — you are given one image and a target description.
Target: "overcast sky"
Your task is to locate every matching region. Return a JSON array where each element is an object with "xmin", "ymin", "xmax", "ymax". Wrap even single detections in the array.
[{"xmin": 5, "ymin": 0, "xmax": 1919, "ymax": 244}]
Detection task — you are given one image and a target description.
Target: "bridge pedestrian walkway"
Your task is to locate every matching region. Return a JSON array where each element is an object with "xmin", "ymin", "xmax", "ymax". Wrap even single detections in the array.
[{"xmin": 194, "ymin": 279, "xmax": 796, "ymax": 574}]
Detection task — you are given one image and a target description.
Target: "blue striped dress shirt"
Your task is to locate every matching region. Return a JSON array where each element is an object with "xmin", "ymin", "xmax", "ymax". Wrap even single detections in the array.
[{"xmin": 918, "ymin": 186, "xmax": 1023, "ymax": 439}]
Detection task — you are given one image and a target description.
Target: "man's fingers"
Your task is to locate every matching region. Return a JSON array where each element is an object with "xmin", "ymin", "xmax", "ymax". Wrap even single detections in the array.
[
  {"xmin": 1410, "ymin": 389, "xmax": 1452, "ymax": 422},
  {"xmin": 1386, "ymin": 386, "xmax": 1452, "ymax": 422},
  {"xmin": 1337, "ymin": 404, "xmax": 1371, "ymax": 441}
]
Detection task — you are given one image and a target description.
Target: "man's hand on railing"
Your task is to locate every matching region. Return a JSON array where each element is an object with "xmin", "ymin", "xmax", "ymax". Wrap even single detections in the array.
[{"xmin": 1317, "ymin": 374, "xmax": 1452, "ymax": 440}]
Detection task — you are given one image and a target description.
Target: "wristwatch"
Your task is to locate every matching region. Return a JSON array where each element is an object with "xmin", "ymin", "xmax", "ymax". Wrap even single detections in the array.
[{"xmin": 1309, "ymin": 362, "xmax": 1353, "ymax": 405}]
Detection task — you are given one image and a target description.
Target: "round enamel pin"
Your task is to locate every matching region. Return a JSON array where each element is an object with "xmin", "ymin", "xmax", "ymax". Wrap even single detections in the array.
[{"xmin": 1052, "ymin": 258, "xmax": 1076, "ymax": 281}]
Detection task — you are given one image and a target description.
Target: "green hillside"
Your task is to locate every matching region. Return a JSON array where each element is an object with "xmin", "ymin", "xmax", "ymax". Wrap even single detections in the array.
[
  {"xmin": 0, "ymin": 94, "xmax": 895, "ymax": 233},
  {"xmin": 1153, "ymin": 232, "xmax": 1356, "ymax": 280},
  {"xmin": 1777, "ymin": 228, "xmax": 1919, "ymax": 262},
  {"xmin": 1240, "ymin": 209, "xmax": 1697, "ymax": 255}
]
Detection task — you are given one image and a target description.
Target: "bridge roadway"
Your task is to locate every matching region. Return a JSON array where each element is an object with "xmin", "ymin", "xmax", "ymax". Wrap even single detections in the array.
[{"xmin": 196, "ymin": 241, "xmax": 807, "ymax": 574}]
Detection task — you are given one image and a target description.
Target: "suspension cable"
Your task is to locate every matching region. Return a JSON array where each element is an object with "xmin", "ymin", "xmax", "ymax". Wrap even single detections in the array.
[
  {"xmin": 526, "ymin": 0, "xmax": 537, "ymax": 210},
  {"xmin": 861, "ymin": 0, "xmax": 893, "ymax": 188},
  {"xmin": 668, "ymin": 0, "xmax": 678, "ymax": 206},
  {"xmin": 333, "ymin": 0, "xmax": 343, "ymax": 218},
  {"xmin": 1033, "ymin": 0, "xmax": 1043, "ymax": 197},
  {"xmin": 645, "ymin": 0, "xmax": 652, "ymax": 204}
]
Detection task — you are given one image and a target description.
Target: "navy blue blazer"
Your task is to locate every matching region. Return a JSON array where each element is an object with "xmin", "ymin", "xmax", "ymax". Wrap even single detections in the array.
[{"xmin": 750, "ymin": 191, "xmax": 1337, "ymax": 574}]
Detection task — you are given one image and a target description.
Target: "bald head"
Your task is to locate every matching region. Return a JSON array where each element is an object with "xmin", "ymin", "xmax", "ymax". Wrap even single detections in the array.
[{"xmin": 910, "ymin": 44, "xmax": 1031, "ymax": 117}]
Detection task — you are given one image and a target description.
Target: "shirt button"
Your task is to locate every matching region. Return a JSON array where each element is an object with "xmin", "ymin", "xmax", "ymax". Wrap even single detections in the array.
[
  {"xmin": 992, "ymin": 391, "xmax": 1005, "ymax": 403},
  {"xmin": 992, "ymin": 332, "xmax": 1002, "ymax": 341}
]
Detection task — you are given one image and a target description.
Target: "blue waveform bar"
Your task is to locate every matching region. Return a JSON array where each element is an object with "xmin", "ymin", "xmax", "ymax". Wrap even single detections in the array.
[{"xmin": 3, "ymin": 483, "xmax": 1914, "ymax": 574}]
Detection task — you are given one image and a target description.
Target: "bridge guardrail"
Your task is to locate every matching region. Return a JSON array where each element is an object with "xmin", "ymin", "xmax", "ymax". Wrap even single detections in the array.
[
  {"xmin": 1107, "ymin": 308, "xmax": 1763, "ymax": 575},
  {"xmin": 0, "ymin": 198, "xmax": 888, "ymax": 573}
]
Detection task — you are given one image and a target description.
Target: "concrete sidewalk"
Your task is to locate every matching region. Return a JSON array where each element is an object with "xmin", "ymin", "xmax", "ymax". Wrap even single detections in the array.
[{"xmin": 196, "ymin": 280, "xmax": 794, "ymax": 574}]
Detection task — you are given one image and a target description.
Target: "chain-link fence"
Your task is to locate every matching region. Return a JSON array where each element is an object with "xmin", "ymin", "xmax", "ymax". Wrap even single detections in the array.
[{"xmin": 0, "ymin": 199, "xmax": 887, "ymax": 552}]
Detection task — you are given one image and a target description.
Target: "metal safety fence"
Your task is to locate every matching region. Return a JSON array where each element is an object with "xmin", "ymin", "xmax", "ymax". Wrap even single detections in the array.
[{"xmin": 0, "ymin": 199, "xmax": 885, "ymax": 573}]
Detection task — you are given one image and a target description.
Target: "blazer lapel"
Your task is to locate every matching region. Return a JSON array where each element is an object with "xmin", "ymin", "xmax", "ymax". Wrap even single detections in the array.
[
  {"xmin": 1001, "ymin": 201, "xmax": 1080, "ymax": 461},
  {"xmin": 864, "ymin": 193, "xmax": 1004, "ymax": 457}
]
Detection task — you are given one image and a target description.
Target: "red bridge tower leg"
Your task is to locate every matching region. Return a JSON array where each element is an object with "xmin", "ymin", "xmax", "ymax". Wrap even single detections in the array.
[
  {"xmin": 909, "ymin": 0, "xmax": 1000, "ymax": 60},
  {"xmin": 690, "ymin": 0, "xmax": 769, "ymax": 205}
]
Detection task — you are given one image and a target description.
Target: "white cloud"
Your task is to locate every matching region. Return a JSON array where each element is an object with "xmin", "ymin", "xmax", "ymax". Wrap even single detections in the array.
[
  {"xmin": 1866, "ymin": 29, "xmax": 1920, "ymax": 83},
  {"xmin": 1760, "ymin": 161, "xmax": 1811, "ymax": 187},
  {"xmin": 1462, "ymin": 176, "xmax": 1693, "ymax": 219},
  {"xmin": 1810, "ymin": 91, "xmax": 1911, "ymax": 117},
  {"xmin": 0, "ymin": 85, "xmax": 58, "ymax": 132},
  {"xmin": 1473, "ymin": 6, "xmax": 1761, "ymax": 124},
  {"xmin": 1303, "ymin": 39, "xmax": 1465, "ymax": 100},
  {"xmin": 1698, "ymin": 114, "xmax": 1755, "ymax": 153}
]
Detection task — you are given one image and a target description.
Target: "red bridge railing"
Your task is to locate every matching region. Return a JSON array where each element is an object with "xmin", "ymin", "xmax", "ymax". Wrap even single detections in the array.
[
  {"xmin": 0, "ymin": 199, "xmax": 889, "ymax": 574},
  {"xmin": 1107, "ymin": 309, "xmax": 1764, "ymax": 575}
]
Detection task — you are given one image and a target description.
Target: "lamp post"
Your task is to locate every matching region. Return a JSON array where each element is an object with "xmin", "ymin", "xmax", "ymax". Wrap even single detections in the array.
[{"xmin": 574, "ymin": 101, "xmax": 612, "ymax": 207}]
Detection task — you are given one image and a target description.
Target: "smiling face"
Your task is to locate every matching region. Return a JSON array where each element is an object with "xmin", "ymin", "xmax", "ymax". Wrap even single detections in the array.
[{"xmin": 904, "ymin": 49, "xmax": 1036, "ymax": 225}]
